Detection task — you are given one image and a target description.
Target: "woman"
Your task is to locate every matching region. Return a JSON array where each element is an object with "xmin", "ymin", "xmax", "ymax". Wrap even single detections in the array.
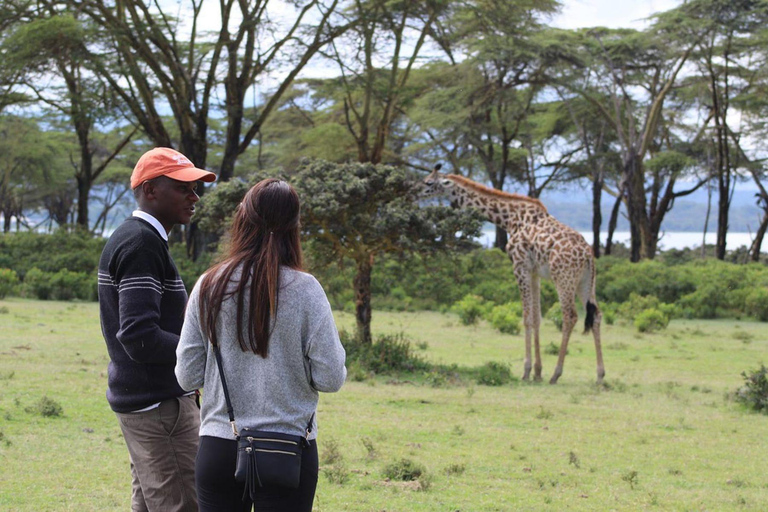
[{"xmin": 175, "ymin": 178, "xmax": 347, "ymax": 512}]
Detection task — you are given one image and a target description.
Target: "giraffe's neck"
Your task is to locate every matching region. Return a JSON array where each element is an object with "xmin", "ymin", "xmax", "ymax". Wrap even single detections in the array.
[{"xmin": 446, "ymin": 175, "xmax": 546, "ymax": 231}]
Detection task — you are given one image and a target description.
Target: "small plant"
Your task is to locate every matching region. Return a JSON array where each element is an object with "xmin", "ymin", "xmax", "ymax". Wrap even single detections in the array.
[
  {"xmin": 416, "ymin": 341, "xmax": 429, "ymax": 350},
  {"xmin": 323, "ymin": 462, "xmax": 349, "ymax": 485},
  {"xmin": 451, "ymin": 425, "xmax": 465, "ymax": 436},
  {"xmin": 486, "ymin": 302, "xmax": 522, "ymax": 335},
  {"xmin": 568, "ymin": 451, "xmax": 580, "ymax": 469},
  {"xmin": 383, "ymin": 458, "xmax": 426, "ymax": 481},
  {"xmin": 732, "ymin": 364, "xmax": 768, "ymax": 414},
  {"xmin": 622, "ymin": 470, "xmax": 639, "ymax": 489},
  {"xmin": 634, "ymin": 308, "xmax": 670, "ymax": 333},
  {"xmin": 445, "ymin": 463, "xmax": 466, "ymax": 476},
  {"xmin": 361, "ymin": 437, "xmax": 377, "ymax": 460},
  {"xmin": 545, "ymin": 342, "xmax": 560, "ymax": 356},
  {"xmin": 732, "ymin": 331, "xmax": 754, "ymax": 344},
  {"xmin": 0, "ymin": 371, "xmax": 14, "ymax": 381},
  {"xmin": 25, "ymin": 396, "xmax": 63, "ymax": 417},
  {"xmin": 475, "ymin": 361, "xmax": 512, "ymax": 386},
  {"xmin": 546, "ymin": 303, "xmax": 563, "ymax": 331},
  {"xmin": 535, "ymin": 406, "xmax": 553, "ymax": 420},
  {"xmin": 321, "ymin": 438, "xmax": 343, "ymax": 465},
  {"xmin": 0, "ymin": 268, "xmax": 18, "ymax": 299},
  {"xmin": 451, "ymin": 294, "xmax": 486, "ymax": 325},
  {"xmin": 0, "ymin": 306, "xmax": 9, "ymax": 314}
]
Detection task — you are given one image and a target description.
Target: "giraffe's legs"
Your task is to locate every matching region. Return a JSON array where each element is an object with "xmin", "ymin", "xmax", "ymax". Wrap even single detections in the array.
[
  {"xmin": 550, "ymin": 294, "xmax": 577, "ymax": 385},
  {"xmin": 512, "ymin": 264, "xmax": 535, "ymax": 381},
  {"xmin": 589, "ymin": 302, "xmax": 605, "ymax": 384},
  {"xmin": 530, "ymin": 274, "xmax": 542, "ymax": 381}
]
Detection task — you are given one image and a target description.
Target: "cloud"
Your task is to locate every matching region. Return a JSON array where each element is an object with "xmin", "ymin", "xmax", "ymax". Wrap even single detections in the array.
[{"xmin": 551, "ymin": 0, "xmax": 683, "ymax": 30}]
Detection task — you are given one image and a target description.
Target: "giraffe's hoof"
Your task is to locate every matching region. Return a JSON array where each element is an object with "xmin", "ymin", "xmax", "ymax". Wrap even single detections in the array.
[
  {"xmin": 533, "ymin": 375, "xmax": 543, "ymax": 383},
  {"xmin": 549, "ymin": 377, "xmax": 559, "ymax": 385}
]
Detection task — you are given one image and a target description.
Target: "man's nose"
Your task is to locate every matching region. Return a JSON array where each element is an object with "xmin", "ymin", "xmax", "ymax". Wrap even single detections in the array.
[{"xmin": 190, "ymin": 189, "xmax": 200, "ymax": 202}]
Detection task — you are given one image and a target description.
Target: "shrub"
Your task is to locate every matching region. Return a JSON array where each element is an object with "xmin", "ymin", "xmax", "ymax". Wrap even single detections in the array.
[
  {"xmin": 0, "ymin": 268, "xmax": 19, "ymax": 299},
  {"xmin": 732, "ymin": 364, "xmax": 768, "ymax": 414},
  {"xmin": 23, "ymin": 268, "xmax": 53, "ymax": 300},
  {"xmin": 745, "ymin": 288, "xmax": 768, "ymax": 322},
  {"xmin": 341, "ymin": 331, "xmax": 429, "ymax": 375},
  {"xmin": 617, "ymin": 293, "xmax": 660, "ymax": 320},
  {"xmin": 546, "ymin": 303, "xmax": 563, "ymax": 331},
  {"xmin": 475, "ymin": 361, "xmax": 513, "ymax": 386},
  {"xmin": 49, "ymin": 269, "xmax": 93, "ymax": 301},
  {"xmin": 25, "ymin": 396, "xmax": 63, "ymax": 417},
  {"xmin": 383, "ymin": 458, "xmax": 425, "ymax": 481},
  {"xmin": 486, "ymin": 303, "xmax": 521, "ymax": 335},
  {"xmin": 634, "ymin": 308, "xmax": 670, "ymax": 333},
  {"xmin": 451, "ymin": 294, "xmax": 486, "ymax": 326}
]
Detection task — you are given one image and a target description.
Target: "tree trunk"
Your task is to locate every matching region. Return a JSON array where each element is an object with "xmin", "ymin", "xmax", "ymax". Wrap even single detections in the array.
[
  {"xmin": 76, "ymin": 175, "xmax": 90, "ymax": 229},
  {"xmin": 750, "ymin": 209, "xmax": 768, "ymax": 262},
  {"xmin": 716, "ymin": 173, "xmax": 729, "ymax": 260},
  {"xmin": 605, "ymin": 191, "xmax": 623, "ymax": 256},
  {"xmin": 591, "ymin": 173, "xmax": 603, "ymax": 258},
  {"xmin": 354, "ymin": 254, "xmax": 374, "ymax": 345},
  {"xmin": 624, "ymin": 153, "xmax": 649, "ymax": 261},
  {"xmin": 494, "ymin": 226, "xmax": 508, "ymax": 251}
]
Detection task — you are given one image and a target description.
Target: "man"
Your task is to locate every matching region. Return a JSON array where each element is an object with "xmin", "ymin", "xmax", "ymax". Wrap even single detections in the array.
[{"xmin": 98, "ymin": 147, "xmax": 216, "ymax": 511}]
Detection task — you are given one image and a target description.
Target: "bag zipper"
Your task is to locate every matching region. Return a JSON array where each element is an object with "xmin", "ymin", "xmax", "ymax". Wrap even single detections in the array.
[{"xmin": 246, "ymin": 437, "xmax": 298, "ymax": 446}]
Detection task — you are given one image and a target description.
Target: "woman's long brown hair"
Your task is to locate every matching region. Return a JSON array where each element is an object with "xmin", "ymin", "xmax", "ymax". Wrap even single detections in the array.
[{"xmin": 197, "ymin": 179, "xmax": 303, "ymax": 357}]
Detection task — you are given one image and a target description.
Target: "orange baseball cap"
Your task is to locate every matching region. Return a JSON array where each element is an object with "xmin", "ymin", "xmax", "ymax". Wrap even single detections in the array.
[{"xmin": 130, "ymin": 147, "xmax": 217, "ymax": 189}]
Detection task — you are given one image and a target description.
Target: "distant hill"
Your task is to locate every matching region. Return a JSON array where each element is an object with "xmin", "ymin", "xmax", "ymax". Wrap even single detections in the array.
[{"xmin": 538, "ymin": 187, "xmax": 763, "ymax": 233}]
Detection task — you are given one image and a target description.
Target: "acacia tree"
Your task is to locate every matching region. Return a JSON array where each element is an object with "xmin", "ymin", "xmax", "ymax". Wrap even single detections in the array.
[
  {"xmin": 671, "ymin": 0, "xmax": 768, "ymax": 259},
  {"xmin": 293, "ymin": 160, "xmax": 482, "ymax": 344},
  {"xmin": 72, "ymin": 0, "xmax": 345, "ymax": 255},
  {"xmin": 6, "ymin": 12, "xmax": 136, "ymax": 229},
  {"xmin": 322, "ymin": 0, "xmax": 449, "ymax": 165},
  {"xmin": 555, "ymin": 23, "xmax": 707, "ymax": 261}
]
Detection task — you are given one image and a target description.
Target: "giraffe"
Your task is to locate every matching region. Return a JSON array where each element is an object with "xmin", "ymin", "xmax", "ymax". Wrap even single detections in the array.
[{"xmin": 420, "ymin": 165, "xmax": 605, "ymax": 384}]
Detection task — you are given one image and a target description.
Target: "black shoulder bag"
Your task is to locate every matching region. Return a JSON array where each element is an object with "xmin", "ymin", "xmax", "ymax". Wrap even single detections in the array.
[{"xmin": 211, "ymin": 342, "xmax": 313, "ymax": 499}]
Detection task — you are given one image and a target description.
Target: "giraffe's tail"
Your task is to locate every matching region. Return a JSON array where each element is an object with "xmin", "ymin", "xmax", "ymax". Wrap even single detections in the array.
[
  {"xmin": 582, "ymin": 256, "xmax": 598, "ymax": 334},
  {"xmin": 584, "ymin": 301, "xmax": 598, "ymax": 334}
]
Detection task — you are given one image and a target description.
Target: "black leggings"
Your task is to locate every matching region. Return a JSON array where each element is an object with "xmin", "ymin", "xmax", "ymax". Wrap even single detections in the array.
[{"xmin": 196, "ymin": 435, "xmax": 319, "ymax": 512}]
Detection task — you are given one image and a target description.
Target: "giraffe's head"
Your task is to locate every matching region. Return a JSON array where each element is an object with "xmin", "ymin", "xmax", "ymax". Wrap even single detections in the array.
[{"xmin": 419, "ymin": 164, "xmax": 453, "ymax": 199}]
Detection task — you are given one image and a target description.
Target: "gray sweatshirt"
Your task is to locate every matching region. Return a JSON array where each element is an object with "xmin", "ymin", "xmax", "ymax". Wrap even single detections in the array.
[{"xmin": 175, "ymin": 266, "xmax": 347, "ymax": 440}]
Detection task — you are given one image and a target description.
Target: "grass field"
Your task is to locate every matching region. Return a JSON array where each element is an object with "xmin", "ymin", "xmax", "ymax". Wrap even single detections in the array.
[{"xmin": 0, "ymin": 297, "xmax": 767, "ymax": 511}]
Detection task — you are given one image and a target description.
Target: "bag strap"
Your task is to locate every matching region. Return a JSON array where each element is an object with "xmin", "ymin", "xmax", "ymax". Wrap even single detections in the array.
[
  {"xmin": 211, "ymin": 342, "xmax": 239, "ymax": 438},
  {"xmin": 211, "ymin": 341, "xmax": 316, "ymax": 441}
]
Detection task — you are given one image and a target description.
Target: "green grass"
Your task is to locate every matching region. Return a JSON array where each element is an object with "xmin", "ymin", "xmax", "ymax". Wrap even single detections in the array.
[{"xmin": 1, "ymin": 298, "xmax": 767, "ymax": 510}]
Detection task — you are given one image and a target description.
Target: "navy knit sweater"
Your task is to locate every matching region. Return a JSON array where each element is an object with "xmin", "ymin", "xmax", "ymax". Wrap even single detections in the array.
[{"xmin": 98, "ymin": 217, "xmax": 189, "ymax": 413}]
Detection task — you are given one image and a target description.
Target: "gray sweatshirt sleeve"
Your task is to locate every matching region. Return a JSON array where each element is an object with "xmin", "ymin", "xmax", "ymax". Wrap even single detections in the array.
[
  {"xmin": 305, "ymin": 296, "xmax": 347, "ymax": 392},
  {"xmin": 175, "ymin": 281, "xmax": 207, "ymax": 391}
]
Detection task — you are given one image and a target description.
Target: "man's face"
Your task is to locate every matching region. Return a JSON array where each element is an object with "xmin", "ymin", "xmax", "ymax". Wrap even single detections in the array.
[{"xmin": 144, "ymin": 176, "xmax": 200, "ymax": 232}]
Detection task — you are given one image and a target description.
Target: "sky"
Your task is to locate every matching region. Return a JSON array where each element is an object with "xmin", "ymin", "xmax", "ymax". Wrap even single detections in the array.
[{"xmin": 551, "ymin": 0, "xmax": 683, "ymax": 30}]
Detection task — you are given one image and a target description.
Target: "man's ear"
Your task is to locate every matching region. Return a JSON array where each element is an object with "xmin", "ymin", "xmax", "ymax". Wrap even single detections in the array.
[{"xmin": 141, "ymin": 180, "xmax": 157, "ymax": 200}]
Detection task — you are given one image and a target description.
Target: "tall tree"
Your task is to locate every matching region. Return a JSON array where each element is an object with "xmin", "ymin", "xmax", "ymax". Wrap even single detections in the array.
[
  {"xmin": 324, "ymin": 0, "xmax": 448, "ymax": 165},
  {"xmin": 6, "ymin": 12, "xmax": 136, "ymax": 229},
  {"xmin": 557, "ymin": 24, "xmax": 703, "ymax": 260}
]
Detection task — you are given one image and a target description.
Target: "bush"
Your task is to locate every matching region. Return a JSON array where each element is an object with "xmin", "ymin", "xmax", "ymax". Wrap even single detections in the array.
[
  {"xmin": 745, "ymin": 288, "xmax": 768, "ymax": 322},
  {"xmin": 475, "ymin": 361, "xmax": 513, "ymax": 386},
  {"xmin": 49, "ymin": 269, "xmax": 93, "ymax": 301},
  {"xmin": 23, "ymin": 268, "xmax": 53, "ymax": 300},
  {"xmin": 341, "ymin": 331, "xmax": 429, "ymax": 375},
  {"xmin": 452, "ymin": 294, "xmax": 486, "ymax": 326},
  {"xmin": 546, "ymin": 303, "xmax": 563, "ymax": 331},
  {"xmin": 634, "ymin": 308, "xmax": 670, "ymax": 333},
  {"xmin": 732, "ymin": 364, "xmax": 768, "ymax": 414},
  {"xmin": 0, "ymin": 268, "xmax": 19, "ymax": 299},
  {"xmin": 383, "ymin": 458, "xmax": 425, "ymax": 481},
  {"xmin": 617, "ymin": 293, "xmax": 661, "ymax": 320},
  {"xmin": 486, "ymin": 302, "xmax": 521, "ymax": 335},
  {"xmin": 25, "ymin": 396, "xmax": 63, "ymax": 417}
]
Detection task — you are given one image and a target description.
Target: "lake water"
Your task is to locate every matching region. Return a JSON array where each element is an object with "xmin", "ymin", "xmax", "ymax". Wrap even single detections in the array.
[{"xmin": 478, "ymin": 229, "xmax": 756, "ymax": 251}]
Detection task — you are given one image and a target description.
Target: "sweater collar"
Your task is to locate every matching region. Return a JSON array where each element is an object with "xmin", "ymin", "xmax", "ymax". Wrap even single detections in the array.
[{"xmin": 132, "ymin": 210, "xmax": 168, "ymax": 241}]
